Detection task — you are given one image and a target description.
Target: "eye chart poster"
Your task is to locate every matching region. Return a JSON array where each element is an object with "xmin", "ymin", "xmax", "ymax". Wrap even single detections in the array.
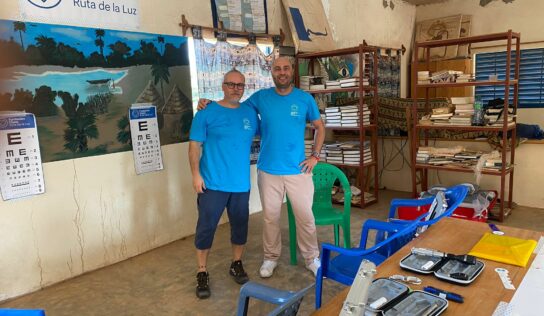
[
  {"xmin": 129, "ymin": 104, "xmax": 163, "ymax": 175},
  {"xmin": 0, "ymin": 113, "xmax": 45, "ymax": 201}
]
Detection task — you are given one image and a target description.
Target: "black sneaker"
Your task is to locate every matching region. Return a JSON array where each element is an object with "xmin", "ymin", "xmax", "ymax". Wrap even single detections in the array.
[
  {"xmin": 229, "ymin": 260, "xmax": 249, "ymax": 284},
  {"xmin": 196, "ymin": 271, "xmax": 210, "ymax": 299}
]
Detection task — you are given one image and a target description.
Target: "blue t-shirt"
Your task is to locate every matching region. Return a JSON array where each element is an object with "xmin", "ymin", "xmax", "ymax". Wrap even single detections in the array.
[
  {"xmin": 189, "ymin": 102, "xmax": 259, "ymax": 192},
  {"xmin": 246, "ymin": 87, "xmax": 320, "ymax": 175}
]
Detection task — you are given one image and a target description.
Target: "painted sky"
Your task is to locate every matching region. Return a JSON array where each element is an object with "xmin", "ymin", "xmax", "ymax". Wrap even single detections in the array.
[{"xmin": 0, "ymin": 19, "xmax": 187, "ymax": 56}]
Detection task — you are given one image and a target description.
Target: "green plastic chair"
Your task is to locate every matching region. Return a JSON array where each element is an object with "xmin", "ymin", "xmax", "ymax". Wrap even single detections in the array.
[{"xmin": 287, "ymin": 163, "xmax": 352, "ymax": 265}]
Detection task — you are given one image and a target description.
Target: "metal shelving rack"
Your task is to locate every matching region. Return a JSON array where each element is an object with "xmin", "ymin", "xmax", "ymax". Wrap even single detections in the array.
[
  {"xmin": 411, "ymin": 30, "xmax": 521, "ymax": 222},
  {"xmin": 296, "ymin": 44, "xmax": 379, "ymax": 207}
]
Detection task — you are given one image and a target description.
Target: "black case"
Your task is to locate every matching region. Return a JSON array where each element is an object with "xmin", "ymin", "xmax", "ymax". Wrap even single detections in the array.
[
  {"xmin": 365, "ymin": 278, "xmax": 448, "ymax": 316},
  {"xmin": 399, "ymin": 252, "xmax": 485, "ymax": 285}
]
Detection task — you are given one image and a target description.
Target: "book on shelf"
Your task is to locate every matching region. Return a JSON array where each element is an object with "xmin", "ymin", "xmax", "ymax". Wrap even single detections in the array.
[
  {"xmin": 310, "ymin": 84, "xmax": 325, "ymax": 90},
  {"xmin": 450, "ymin": 96, "xmax": 475, "ymax": 104},
  {"xmin": 432, "ymin": 107, "xmax": 454, "ymax": 115}
]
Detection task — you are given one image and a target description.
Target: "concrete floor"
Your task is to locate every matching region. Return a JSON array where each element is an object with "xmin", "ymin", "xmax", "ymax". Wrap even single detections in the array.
[{"xmin": 2, "ymin": 190, "xmax": 543, "ymax": 316}]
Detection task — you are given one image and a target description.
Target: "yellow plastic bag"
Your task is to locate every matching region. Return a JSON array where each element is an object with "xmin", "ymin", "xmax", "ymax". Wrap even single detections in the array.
[{"xmin": 469, "ymin": 232, "xmax": 537, "ymax": 267}]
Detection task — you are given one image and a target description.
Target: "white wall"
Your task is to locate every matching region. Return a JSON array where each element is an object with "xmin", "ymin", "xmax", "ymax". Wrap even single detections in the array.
[
  {"xmin": 379, "ymin": 0, "xmax": 544, "ymax": 208},
  {"xmin": 323, "ymin": 0, "xmax": 416, "ymax": 97},
  {"xmin": 0, "ymin": 0, "xmax": 420, "ymax": 301},
  {"xmin": 417, "ymin": 0, "xmax": 544, "ymax": 126},
  {"xmin": 0, "ymin": 0, "xmax": 268, "ymax": 302}
]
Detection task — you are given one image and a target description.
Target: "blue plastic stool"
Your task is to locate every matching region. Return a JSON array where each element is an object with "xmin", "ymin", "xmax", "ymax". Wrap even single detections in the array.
[
  {"xmin": 236, "ymin": 281, "xmax": 314, "ymax": 316},
  {"xmin": 0, "ymin": 310, "xmax": 45, "ymax": 316}
]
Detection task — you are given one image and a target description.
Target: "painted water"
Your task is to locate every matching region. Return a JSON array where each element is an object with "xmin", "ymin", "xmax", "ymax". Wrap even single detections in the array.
[{"xmin": 3, "ymin": 69, "xmax": 127, "ymax": 105}]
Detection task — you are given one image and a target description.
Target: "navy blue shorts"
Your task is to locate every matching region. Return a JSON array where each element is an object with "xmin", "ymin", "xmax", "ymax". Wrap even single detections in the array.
[{"xmin": 194, "ymin": 189, "xmax": 250, "ymax": 250}]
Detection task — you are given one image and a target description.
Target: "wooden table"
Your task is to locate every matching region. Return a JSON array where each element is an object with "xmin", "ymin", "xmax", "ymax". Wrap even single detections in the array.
[{"xmin": 312, "ymin": 217, "xmax": 542, "ymax": 315}]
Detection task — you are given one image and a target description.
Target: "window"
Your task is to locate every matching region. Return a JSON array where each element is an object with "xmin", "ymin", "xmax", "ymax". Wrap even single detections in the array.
[{"xmin": 475, "ymin": 48, "xmax": 544, "ymax": 108}]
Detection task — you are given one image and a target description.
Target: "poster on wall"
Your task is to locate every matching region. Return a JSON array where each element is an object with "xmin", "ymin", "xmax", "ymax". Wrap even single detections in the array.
[
  {"xmin": 281, "ymin": 0, "xmax": 335, "ymax": 53},
  {"xmin": 19, "ymin": 0, "xmax": 140, "ymax": 31},
  {"xmin": 211, "ymin": 0, "xmax": 268, "ymax": 34},
  {"xmin": 129, "ymin": 104, "xmax": 163, "ymax": 175},
  {"xmin": 0, "ymin": 19, "xmax": 193, "ymax": 163},
  {"xmin": 0, "ymin": 112, "xmax": 45, "ymax": 201},
  {"xmin": 415, "ymin": 15, "xmax": 462, "ymax": 60}
]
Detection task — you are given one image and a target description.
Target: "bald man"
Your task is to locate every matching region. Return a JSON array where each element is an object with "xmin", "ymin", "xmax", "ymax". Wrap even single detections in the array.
[
  {"xmin": 189, "ymin": 69, "xmax": 259, "ymax": 299},
  {"xmin": 198, "ymin": 57, "xmax": 326, "ymax": 278},
  {"xmin": 246, "ymin": 57, "xmax": 325, "ymax": 278}
]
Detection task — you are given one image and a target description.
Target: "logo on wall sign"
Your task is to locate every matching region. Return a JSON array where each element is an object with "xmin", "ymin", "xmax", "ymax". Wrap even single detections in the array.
[{"xmin": 27, "ymin": 0, "xmax": 62, "ymax": 9}]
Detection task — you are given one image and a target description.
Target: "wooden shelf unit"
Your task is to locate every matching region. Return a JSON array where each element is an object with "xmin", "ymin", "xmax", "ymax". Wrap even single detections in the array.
[
  {"xmin": 411, "ymin": 30, "xmax": 521, "ymax": 222},
  {"xmin": 296, "ymin": 44, "xmax": 379, "ymax": 207}
]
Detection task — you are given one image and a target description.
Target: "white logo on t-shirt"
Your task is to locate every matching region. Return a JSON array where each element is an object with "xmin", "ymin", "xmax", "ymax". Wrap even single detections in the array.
[
  {"xmin": 243, "ymin": 118, "xmax": 252, "ymax": 130},
  {"xmin": 290, "ymin": 104, "xmax": 299, "ymax": 117}
]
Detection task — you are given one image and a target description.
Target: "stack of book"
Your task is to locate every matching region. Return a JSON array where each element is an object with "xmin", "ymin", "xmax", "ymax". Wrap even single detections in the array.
[
  {"xmin": 324, "ymin": 105, "xmax": 371, "ymax": 127},
  {"xmin": 323, "ymin": 141, "xmax": 372, "ymax": 165},
  {"xmin": 418, "ymin": 71, "xmax": 431, "ymax": 84},
  {"xmin": 339, "ymin": 77, "xmax": 360, "ymax": 88},
  {"xmin": 417, "ymin": 146, "xmax": 484, "ymax": 167},
  {"xmin": 416, "ymin": 148, "xmax": 430, "ymax": 164},
  {"xmin": 325, "ymin": 80, "xmax": 341, "ymax": 89},
  {"xmin": 455, "ymin": 73, "xmax": 472, "ymax": 83},
  {"xmin": 299, "ymin": 76, "xmax": 324, "ymax": 90},
  {"xmin": 485, "ymin": 108, "xmax": 516, "ymax": 126},
  {"xmin": 450, "ymin": 97, "xmax": 474, "ymax": 126},
  {"xmin": 341, "ymin": 140, "xmax": 372, "ymax": 166},
  {"xmin": 324, "ymin": 107, "xmax": 342, "ymax": 127},
  {"xmin": 304, "ymin": 140, "xmax": 326, "ymax": 160},
  {"xmin": 430, "ymin": 106, "xmax": 454, "ymax": 125},
  {"xmin": 324, "ymin": 143, "xmax": 343, "ymax": 164},
  {"xmin": 430, "ymin": 70, "xmax": 463, "ymax": 83}
]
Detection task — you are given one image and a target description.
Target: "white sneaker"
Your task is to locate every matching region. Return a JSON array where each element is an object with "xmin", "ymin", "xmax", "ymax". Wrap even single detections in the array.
[
  {"xmin": 306, "ymin": 257, "xmax": 321, "ymax": 277},
  {"xmin": 259, "ymin": 260, "xmax": 278, "ymax": 278}
]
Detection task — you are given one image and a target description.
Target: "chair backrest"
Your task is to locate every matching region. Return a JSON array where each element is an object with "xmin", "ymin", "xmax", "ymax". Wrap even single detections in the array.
[
  {"xmin": 367, "ymin": 212, "xmax": 430, "ymax": 259},
  {"xmin": 418, "ymin": 184, "xmax": 469, "ymax": 227},
  {"xmin": 389, "ymin": 185, "xmax": 469, "ymax": 229},
  {"xmin": 268, "ymin": 283, "xmax": 315, "ymax": 316},
  {"xmin": 312, "ymin": 163, "xmax": 351, "ymax": 209}
]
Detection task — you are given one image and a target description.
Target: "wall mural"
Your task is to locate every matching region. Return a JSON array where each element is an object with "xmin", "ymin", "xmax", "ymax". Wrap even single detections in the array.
[{"xmin": 0, "ymin": 19, "xmax": 193, "ymax": 163}]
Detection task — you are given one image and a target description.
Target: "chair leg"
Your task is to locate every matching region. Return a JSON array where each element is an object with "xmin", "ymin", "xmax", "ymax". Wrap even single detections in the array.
[
  {"xmin": 287, "ymin": 201, "xmax": 298, "ymax": 265},
  {"xmin": 315, "ymin": 272, "xmax": 323, "ymax": 309},
  {"xmin": 343, "ymin": 221, "xmax": 351, "ymax": 248},
  {"xmin": 333, "ymin": 224, "xmax": 340, "ymax": 247},
  {"xmin": 236, "ymin": 295, "xmax": 250, "ymax": 316}
]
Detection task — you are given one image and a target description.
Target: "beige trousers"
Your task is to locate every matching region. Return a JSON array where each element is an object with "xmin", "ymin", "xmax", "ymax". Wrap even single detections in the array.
[{"xmin": 257, "ymin": 170, "xmax": 319, "ymax": 266}]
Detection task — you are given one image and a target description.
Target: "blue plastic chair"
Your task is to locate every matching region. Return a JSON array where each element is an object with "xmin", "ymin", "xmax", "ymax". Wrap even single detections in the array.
[
  {"xmin": 315, "ymin": 212, "xmax": 428, "ymax": 309},
  {"xmin": 314, "ymin": 185, "xmax": 470, "ymax": 308},
  {"xmin": 0, "ymin": 310, "xmax": 45, "ymax": 316},
  {"xmin": 236, "ymin": 282, "xmax": 314, "ymax": 316}
]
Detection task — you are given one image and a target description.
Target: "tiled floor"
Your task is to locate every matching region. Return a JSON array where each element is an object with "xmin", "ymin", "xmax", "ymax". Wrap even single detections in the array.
[{"xmin": 2, "ymin": 190, "xmax": 543, "ymax": 315}]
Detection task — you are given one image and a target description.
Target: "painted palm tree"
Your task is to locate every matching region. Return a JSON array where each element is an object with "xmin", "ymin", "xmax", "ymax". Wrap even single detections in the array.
[
  {"xmin": 35, "ymin": 35, "xmax": 57, "ymax": 62},
  {"xmin": 157, "ymin": 36, "xmax": 165, "ymax": 55},
  {"xmin": 13, "ymin": 21, "xmax": 26, "ymax": 50},
  {"xmin": 151, "ymin": 63, "xmax": 170, "ymax": 112},
  {"xmin": 116, "ymin": 115, "xmax": 132, "ymax": 146},
  {"xmin": 95, "ymin": 29, "xmax": 105, "ymax": 57},
  {"xmin": 64, "ymin": 114, "xmax": 99, "ymax": 153},
  {"xmin": 58, "ymin": 91, "xmax": 99, "ymax": 153}
]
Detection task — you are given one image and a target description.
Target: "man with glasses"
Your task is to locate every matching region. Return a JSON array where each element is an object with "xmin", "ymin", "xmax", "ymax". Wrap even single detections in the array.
[
  {"xmin": 189, "ymin": 69, "xmax": 258, "ymax": 299},
  {"xmin": 198, "ymin": 57, "xmax": 326, "ymax": 279}
]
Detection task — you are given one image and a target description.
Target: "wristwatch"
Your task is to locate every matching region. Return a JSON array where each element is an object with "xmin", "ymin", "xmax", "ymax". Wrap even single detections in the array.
[{"xmin": 311, "ymin": 151, "xmax": 320, "ymax": 161}]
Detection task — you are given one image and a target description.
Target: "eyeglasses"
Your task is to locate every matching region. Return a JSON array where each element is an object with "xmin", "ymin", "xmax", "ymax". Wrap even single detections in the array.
[{"xmin": 223, "ymin": 82, "xmax": 245, "ymax": 90}]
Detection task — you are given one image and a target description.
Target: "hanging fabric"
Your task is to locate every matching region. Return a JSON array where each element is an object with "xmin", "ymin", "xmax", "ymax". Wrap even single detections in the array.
[
  {"xmin": 377, "ymin": 50, "xmax": 401, "ymax": 98},
  {"xmin": 192, "ymin": 28, "xmax": 278, "ymax": 102}
]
